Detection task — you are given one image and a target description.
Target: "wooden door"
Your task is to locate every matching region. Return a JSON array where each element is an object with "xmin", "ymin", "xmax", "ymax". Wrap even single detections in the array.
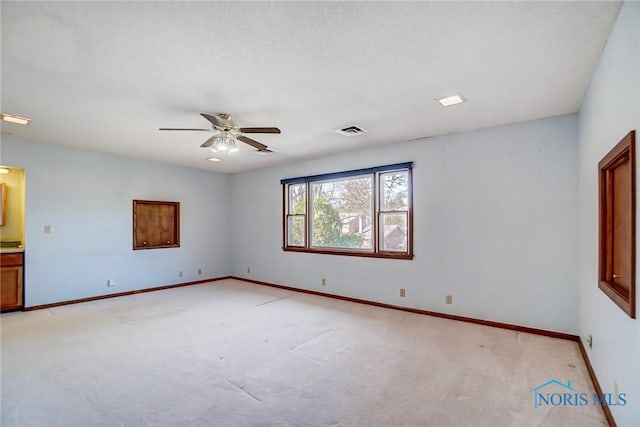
[{"xmin": 599, "ymin": 130, "xmax": 635, "ymax": 318}]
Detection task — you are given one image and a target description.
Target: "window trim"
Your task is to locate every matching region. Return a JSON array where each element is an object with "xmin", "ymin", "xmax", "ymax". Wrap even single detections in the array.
[{"xmin": 281, "ymin": 163, "xmax": 414, "ymax": 260}]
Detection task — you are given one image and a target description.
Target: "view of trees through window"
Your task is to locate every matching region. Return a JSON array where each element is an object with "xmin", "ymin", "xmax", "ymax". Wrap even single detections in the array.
[
  {"xmin": 311, "ymin": 176, "xmax": 372, "ymax": 249},
  {"xmin": 283, "ymin": 163, "xmax": 413, "ymax": 258}
]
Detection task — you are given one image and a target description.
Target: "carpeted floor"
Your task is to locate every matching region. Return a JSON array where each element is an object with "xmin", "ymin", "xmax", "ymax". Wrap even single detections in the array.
[{"xmin": 1, "ymin": 279, "xmax": 606, "ymax": 426}]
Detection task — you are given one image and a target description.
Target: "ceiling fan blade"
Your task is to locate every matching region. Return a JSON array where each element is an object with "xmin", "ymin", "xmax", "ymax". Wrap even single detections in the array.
[
  {"xmin": 200, "ymin": 113, "xmax": 222, "ymax": 127},
  {"xmin": 159, "ymin": 128, "xmax": 211, "ymax": 131},
  {"xmin": 200, "ymin": 136, "xmax": 216, "ymax": 148},
  {"xmin": 239, "ymin": 127, "xmax": 281, "ymax": 134},
  {"xmin": 237, "ymin": 135, "xmax": 268, "ymax": 150}
]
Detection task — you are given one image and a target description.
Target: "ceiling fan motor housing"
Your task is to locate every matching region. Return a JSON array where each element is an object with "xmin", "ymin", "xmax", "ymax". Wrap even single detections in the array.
[{"xmin": 214, "ymin": 113, "xmax": 237, "ymax": 131}]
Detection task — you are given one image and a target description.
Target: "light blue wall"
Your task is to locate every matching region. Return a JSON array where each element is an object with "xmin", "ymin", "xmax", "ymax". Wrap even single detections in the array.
[
  {"xmin": 230, "ymin": 114, "xmax": 579, "ymax": 334},
  {"xmin": 577, "ymin": 2, "xmax": 639, "ymax": 426},
  {"xmin": 1, "ymin": 137, "xmax": 231, "ymax": 306}
]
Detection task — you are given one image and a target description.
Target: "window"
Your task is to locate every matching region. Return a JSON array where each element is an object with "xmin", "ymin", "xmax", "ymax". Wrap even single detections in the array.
[{"xmin": 282, "ymin": 163, "xmax": 413, "ymax": 259}]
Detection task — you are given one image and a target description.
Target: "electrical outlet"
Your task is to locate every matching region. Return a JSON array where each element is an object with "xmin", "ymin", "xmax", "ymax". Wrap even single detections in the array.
[
  {"xmin": 321, "ymin": 278, "xmax": 327, "ymax": 286},
  {"xmin": 400, "ymin": 288, "xmax": 406, "ymax": 297},
  {"xmin": 247, "ymin": 267, "xmax": 251, "ymax": 274},
  {"xmin": 446, "ymin": 295, "xmax": 453, "ymax": 304},
  {"xmin": 179, "ymin": 271, "xmax": 183, "ymax": 277},
  {"xmin": 44, "ymin": 225, "xmax": 52, "ymax": 234},
  {"xmin": 197, "ymin": 268, "xmax": 202, "ymax": 275},
  {"xmin": 107, "ymin": 279, "xmax": 115, "ymax": 287},
  {"xmin": 587, "ymin": 334, "xmax": 593, "ymax": 349}
]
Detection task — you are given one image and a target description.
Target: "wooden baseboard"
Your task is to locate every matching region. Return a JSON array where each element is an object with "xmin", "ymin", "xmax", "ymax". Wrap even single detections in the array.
[
  {"xmin": 23, "ymin": 276, "xmax": 231, "ymax": 311},
  {"xmin": 230, "ymin": 276, "xmax": 578, "ymax": 341},
  {"xmin": 577, "ymin": 338, "xmax": 617, "ymax": 427}
]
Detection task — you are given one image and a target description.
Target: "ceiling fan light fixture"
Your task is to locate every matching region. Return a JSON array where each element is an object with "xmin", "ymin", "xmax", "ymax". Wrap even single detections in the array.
[{"xmin": 213, "ymin": 131, "xmax": 237, "ymax": 152}]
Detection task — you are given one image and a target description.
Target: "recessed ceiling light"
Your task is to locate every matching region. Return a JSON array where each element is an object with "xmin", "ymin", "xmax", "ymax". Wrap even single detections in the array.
[
  {"xmin": 1, "ymin": 113, "xmax": 31, "ymax": 125},
  {"xmin": 207, "ymin": 157, "xmax": 222, "ymax": 162},
  {"xmin": 436, "ymin": 94, "xmax": 466, "ymax": 107}
]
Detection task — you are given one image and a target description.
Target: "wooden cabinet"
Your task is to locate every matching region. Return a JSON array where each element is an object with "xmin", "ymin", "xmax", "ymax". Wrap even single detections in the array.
[
  {"xmin": 1, "ymin": 252, "xmax": 24, "ymax": 311},
  {"xmin": 133, "ymin": 200, "xmax": 180, "ymax": 250},
  {"xmin": 599, "ymin": 130, "xmax": 635, "ymax": 318}
]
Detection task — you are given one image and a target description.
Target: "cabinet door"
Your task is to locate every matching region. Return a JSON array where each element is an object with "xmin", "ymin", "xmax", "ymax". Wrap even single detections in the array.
[
  {"xmin": 1, "ymin": 266, "xmax": 23, "ymax": 310},
  {"xmin": 599, "ymin": 130, "xmax": 635, "ymax": 318},
  {"xmin": 156, "ymin": 204, "xmax": 176, "ymax": 246},
  {"xmin": 133, "ymin": 200, "xmax": 180, "ymax": 249},
  {"xmin": 611, "ymin": 158, "xmax": 632, "ymax": 295}
]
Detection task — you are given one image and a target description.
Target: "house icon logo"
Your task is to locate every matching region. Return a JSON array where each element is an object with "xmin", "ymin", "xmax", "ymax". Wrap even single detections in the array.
[
  {"xmin": 529, "ymin": 379, "xmax": 578, "ymax": 408},
  {"xmin": 529, "ymin": 378, "xmax": 628, "ymax": 408}
]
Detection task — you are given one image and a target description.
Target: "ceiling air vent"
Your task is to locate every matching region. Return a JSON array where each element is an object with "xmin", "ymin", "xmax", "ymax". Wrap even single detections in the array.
[{"xmin": 336, "ymin": 125, "xmax": 367, "ymax": 137}]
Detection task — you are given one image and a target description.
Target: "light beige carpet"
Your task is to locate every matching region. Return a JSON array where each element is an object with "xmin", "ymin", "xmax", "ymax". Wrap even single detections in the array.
[{"xmin": 1, "ymin": 279, "xmax": 606, "ymax": 426}]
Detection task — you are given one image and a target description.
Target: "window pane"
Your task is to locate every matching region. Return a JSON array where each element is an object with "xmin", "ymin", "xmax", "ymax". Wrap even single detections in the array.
[
  {"xmin": 380, "ymin": 171, "xmax": 409, "ymax": 211},
  {"xmin": 311, "ymin": 176, "xmax": 373, "ymax": 249},
  {"xmin": 288, "ymin": 184, "xmax": 306, "ymax": 214},
  {"xmin": 287, "ymin": 215, "xmax": 305, "ymax": 246},
  {"xmin": 380, "ymin": 212, "xmax": 408, "ymax": 252}
]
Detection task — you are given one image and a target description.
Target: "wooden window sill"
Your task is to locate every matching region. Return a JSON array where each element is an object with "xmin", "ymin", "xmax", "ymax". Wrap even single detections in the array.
[{"xmin": 283, "ymin": 247, "xmax": 414, "ymax": 260}]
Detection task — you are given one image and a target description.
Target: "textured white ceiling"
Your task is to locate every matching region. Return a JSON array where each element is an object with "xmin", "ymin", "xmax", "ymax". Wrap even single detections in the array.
[{"xmin": 1, "ymin": 1, "xmax": 621, "ymax": 173}]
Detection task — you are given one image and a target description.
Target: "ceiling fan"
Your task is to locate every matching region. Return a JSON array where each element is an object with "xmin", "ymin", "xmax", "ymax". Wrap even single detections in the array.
[{"xmin": 159, "ymin": 113, "xmax": 280, "ymax": 154}]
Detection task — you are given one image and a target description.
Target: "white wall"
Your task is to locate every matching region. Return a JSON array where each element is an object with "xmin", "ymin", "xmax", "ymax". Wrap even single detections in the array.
[
  {"xmin": 230, "ymin": 114, "xmax": 579, "ymax": 334},
  {"xmin": 1, "ymin": 138, "xmax": 231, "ymax": 307},
  {"xmin": 577, "ymin": 2, "xmax": 639, "ymax": 426}
]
